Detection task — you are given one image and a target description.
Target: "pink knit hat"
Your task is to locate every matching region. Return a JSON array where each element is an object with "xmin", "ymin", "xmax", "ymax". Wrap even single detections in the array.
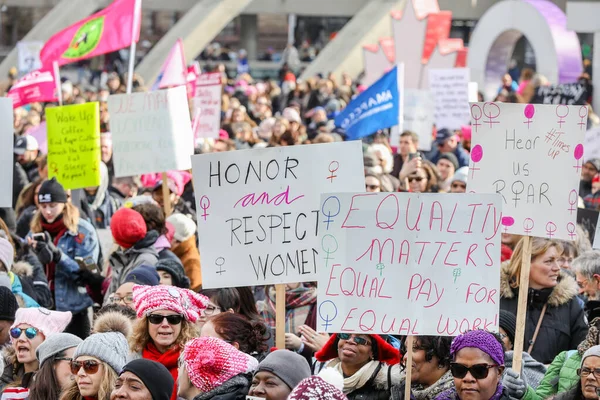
[
  {"xmin": 132, "ymin": 285, "xmax": 209, "ymax": 322},
  {"xmin": 182, "ymin": 337, "xmax": 258, "ymax": 393},
  {"xmin": 288, "ymin": 375, "xmax": 348, "ymax": 400},
  {"xmin": 11, "ymin": 308, "xmax": 72, "ymax": 338}
]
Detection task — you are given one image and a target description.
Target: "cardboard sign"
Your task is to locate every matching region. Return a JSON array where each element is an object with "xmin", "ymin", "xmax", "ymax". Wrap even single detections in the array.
[
  {"xmin": 429, "ymin": 68, "xmax": 471, "ymax": 130},
  {"xmin": 0, "ymin": 99, "xmax": 13, "ymax": 207},
  {"xmin": 578, "ymin": 208, "xmax": 600, "ymax": 245},
  {"xmin": 46, "ymin": 102, "xmax": 101, "ymax": 190},
  {"xmin": 108, "ymin": 86, "xmax": 194, "ymax": 177},
  {"xmin": 191, "ymin": 142, "xmax": 365, "ymax": 288},
  {"xmin": 193, "ymin": 73, "xmax": 222, "ymax": 141},
  {"xmin": 532, "ymin": 83, "xmax": 588, "ymax": 106},
  {"xmin": 397, "ymin": 89, "xmax": 435, "ymax": 151},
  {"xmin": 316, "ymin": 193, "xmax": 501, "ymax": 335},
  {"xmin": 468, "ymin": 102, "xmax": 586, "ymax": 240},
  {"xmin": 17, "ymin": 41, "xmax": 43, "ymax": 75}
]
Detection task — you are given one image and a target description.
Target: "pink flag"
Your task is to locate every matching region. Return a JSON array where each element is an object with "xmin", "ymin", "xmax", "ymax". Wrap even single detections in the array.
[
  {"xmin": 7, "ymin": 66, "xmax": 58, "ymax": 108},
  {"xmin": 186, "ymin": 63, "xmax": 200, "ymax": 98},
  {"xmin": 40, "ymin": 0, "xmax": 141, "ymax": 67},
  {"xmin": 158, "ymin": 39, "xmax": 188, "ymax": 89}
]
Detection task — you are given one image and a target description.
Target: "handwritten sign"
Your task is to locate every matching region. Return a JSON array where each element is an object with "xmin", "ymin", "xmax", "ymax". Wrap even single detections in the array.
[
  {"xmin": 532, "ymin": 83, "xmax": 588, "ymax": 106},
  {"xmin": 108, "ymin": 86, "xmax": 194, "ymax": 177},
  {"xmin": 317, "ymin": 193, "xmax": 501, "ymax": 335},
  {"xmin": 429, "ymin": 68, "xmax": 471, "ymax": 130},
  {"xmin": 578, "ymin": 208, "xmax": 599, "ymax": 245},
  {"xmin": 191, "ymin": 142, "xmax": 364, "ymax": 288},
  {"xmin": 583, "ymin": 127, "xmax": 600, "ymax": 162},
  {"xmin": 0, "ymin": 99, "xmax": 13, "ymax": 207},
  {"xmin": 46, "ymin": 102, "xmax": 101, "ymax": 190},
  {"xmin": 468, "ymin": 102, "xmax": 586, "ymax": 241},
  {"xmin": 396, "ymin": 89, "xmax": 435, "ymax": 151},
  {"xmin": 193, "ymin": 72, "xmax": 222, "ymax": 140}
]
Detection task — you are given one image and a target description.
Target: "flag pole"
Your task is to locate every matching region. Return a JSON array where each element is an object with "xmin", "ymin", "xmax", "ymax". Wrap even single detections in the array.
[
  {"xmin": 52, "ymin": 61, "xmax": 63, "ymax": 106},
  {"xmin": 126, "ymin": 0, "xmax": 142, "ymax": 94}
]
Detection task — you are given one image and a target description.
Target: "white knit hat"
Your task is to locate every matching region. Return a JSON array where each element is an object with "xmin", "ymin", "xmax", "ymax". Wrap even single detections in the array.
[{"xmin": 167, "ymin": 214, "xmax": 196, "ymax": 242}]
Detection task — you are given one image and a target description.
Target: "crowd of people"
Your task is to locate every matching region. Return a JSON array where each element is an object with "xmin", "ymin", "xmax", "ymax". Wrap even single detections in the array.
[{"xmin": 0, "ymin": 44, "xmax": 600, "ymax": 400}]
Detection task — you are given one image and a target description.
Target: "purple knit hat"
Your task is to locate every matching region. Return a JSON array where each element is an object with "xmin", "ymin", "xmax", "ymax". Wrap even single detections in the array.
[{"xmin": 450, "ymin": 330, "xmax": 504, "ymax": 366}]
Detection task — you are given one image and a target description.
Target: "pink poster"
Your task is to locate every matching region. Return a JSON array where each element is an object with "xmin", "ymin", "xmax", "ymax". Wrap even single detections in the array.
[{"xmin": 7, "ymin": 67, "xmax": 57, "ymax": 108}]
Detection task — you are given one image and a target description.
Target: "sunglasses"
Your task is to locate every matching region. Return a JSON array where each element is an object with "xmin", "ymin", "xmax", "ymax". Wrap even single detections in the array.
[
  {"xmin": 147, "ymin": 314, "xmax": 184, "ymax": 325},
  {"xmin": 450, "ymin": 363, "xmax": 498, "ymax": 379},
  {"xmin": 338, "ymin": 333, "xmax": 371, "ymax": 346},
  {"xmin": 71, "ymin": 360, "xmax": 100, "ymax": 375},
  {"xmin": 10, "ymin": 327, "xmax": 39, "ymax": 340}
]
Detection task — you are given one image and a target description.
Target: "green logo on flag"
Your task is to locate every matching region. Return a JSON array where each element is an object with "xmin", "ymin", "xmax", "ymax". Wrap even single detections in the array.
[{"xmin": 62, "ymin": 16, "xmax": 105, "ymax": 59}]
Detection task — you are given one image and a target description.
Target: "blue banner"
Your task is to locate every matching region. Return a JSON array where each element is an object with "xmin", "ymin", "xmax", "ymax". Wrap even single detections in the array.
[{"xmin": 335, "ymin": 66, "xmax": 399, "ymax": 140}]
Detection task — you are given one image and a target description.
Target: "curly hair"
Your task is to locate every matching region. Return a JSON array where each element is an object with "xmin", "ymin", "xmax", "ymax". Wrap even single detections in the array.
[
  {"xmin": 129, "ymin": 315, "xmax": 199, "ymax": 353},
  {"xmin": 132, "ymin": 203, "xmax": 167, "ymax": 235},
  {"xmin": 208, "ymin": 313, "xmax": 269, "ymax": 355},
  {"xmin": 412, "ymin": 336, "xmax": 453, "ymax": 368}
]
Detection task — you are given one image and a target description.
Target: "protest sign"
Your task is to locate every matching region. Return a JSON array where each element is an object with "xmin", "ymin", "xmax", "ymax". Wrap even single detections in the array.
[
  {"xmin": 191, "ymin": 141, "xmax": 364, "ymax": 288},
  {"xmin": 7, "ymin": 66, "xmax": 58, "ymax": 109},
  {"xmin": 316, "ymin": 193, "xmax": 501, "ymax": 335},
  {"xmin": 26, "ymin": 122, "xmax": 48, "ymax": 154},
  {"xmin": 108, "ymin": 86, "xmax": 194, "ymax": 177},
  {"xmin": 0, "ymin": 99, "xmax": 13, "ymax": 207},
  {"xmin": 192, "ymin": 72, "xmax": 222, "ymax": 140},
  {"xmin": 593, "ymin": 215, "xmax": 600, "ymax": 250},
  {"xmin": 46, "ymin": 102, "xmax": 101, "ymax": 189},
  {"xmin": 429, "ymin": 68, "xmax": 470, "ymax": 130},
  {"xmin": 467, "ymin": 102, "xmax": 586, "ymax": 241},
  {"xmin": 395, "ymin": 89, "xmax": 435, "ymax": 151},
  {"xmin": 17, "ymin": 41, "xmax": 43, "ymax": 75},
  {"xmin": 583, "ymin": 127, "xmax": 600, "ymax": 162},
  {"xmin": 578, "ymin": 208, "xmax": 599, "ymax": 244},
  {"xmin": 532, "ymin": 83, "xmax": 588, "ymax": 106}
]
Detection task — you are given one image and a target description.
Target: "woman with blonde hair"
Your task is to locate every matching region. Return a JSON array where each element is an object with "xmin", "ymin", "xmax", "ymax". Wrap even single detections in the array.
[
  {"xmin": 130, "ymin": 285, "xmax": 209, "ymax": 400},
  {"xmin": 26, "ymin": 178, "xmax": 100, "ymax": 339},
  {"xmin": 500, "ymin": 237, "xmax": 587, "ymax": 364}
]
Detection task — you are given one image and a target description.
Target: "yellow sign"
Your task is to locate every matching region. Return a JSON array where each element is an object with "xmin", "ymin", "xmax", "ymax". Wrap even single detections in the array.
[{"xmin": 47, "ymin": 102, "xmax": 101, "ymax": 190}]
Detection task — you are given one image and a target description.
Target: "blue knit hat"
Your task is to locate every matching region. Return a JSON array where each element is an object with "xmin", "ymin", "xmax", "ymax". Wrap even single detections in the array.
[{"xmin": 125, "ymin": 265, "xmax": 160, "ymax": 286}]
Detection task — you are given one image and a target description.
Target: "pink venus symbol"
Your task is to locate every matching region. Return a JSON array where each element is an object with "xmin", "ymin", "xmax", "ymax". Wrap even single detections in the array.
[
  {"xmin": 469, "ymin": 145, "xmax": 483, "ymax": 178},
  {"xmin": 524, "ymin": 104, "xmax": 535, "ymax": 129},
  {"xmin": 573, "ymin": 144, "xmax": 584, "ymax": 172},
  {"xmin": 501, "ymin": 216, "xmax": 514, "ymax": 233}
]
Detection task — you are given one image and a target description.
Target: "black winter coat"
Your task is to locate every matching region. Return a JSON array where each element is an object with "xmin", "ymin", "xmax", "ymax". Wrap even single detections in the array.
[{"xmin": 192, "ymin": 373, "xmax": 250, "ymax": 400}]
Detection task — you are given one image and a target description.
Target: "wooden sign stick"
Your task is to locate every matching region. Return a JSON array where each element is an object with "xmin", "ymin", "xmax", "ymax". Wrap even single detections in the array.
[
  {"xmin": 275, "ymin": 284, "xmax": 286, "ymax": 349},
  {"xmin": 161, "ymin": 172, "xmax": 172, "ymax": 217},
  {"xmin": 405, "ymin": 336, "xmax": 414, "ymax": 400},
  {"xmin": 512, "ymin": 235, "xmax": 532, "ymax": 374}
]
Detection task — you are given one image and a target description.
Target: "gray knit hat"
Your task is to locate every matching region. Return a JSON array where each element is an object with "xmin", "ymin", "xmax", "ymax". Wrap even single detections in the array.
[
  {"xmin": 255, "ymin": 350, "xmax": 311, "ymax": 390},
  {"xmin": 581, "ymin": 345, "xmax": 600, "ymax": 368},
  {"xmin": 36, "ymin": 333, "xmax": 82, "ymax": 366},
  {"xmin": 73, "ymin": 332, "xmax": 129, "ymax": 373}
]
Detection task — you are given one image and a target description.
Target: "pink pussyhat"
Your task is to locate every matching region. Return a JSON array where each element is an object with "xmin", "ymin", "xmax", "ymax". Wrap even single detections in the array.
[
  {"xmin": 132, "ymin": 285, "xmax": 209, "ymax": 322},
  {"xmin": 11, "ymin": 308, "xmax": 72, "ymax": 338},
  {"xmin": 461, "ymin": 125, "xmax": 472, "ymax": 141}
]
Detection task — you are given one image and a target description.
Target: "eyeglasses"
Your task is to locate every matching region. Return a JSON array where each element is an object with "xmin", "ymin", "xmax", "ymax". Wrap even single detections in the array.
[
  {"xmin": 10, "ymin": 327, "xmax": 39, "ymax": 340},
  {"xmin": 450, "ymin": 363, "xmax": 498, "ymax": 379},
  {"xmin": 147, "ymin": 314, "xmax": 184, "ymax": 325},
  {"xmin": 408, "ymin": 177, "xmax": 424, "ymax": 183},
  {"xmin": 71, "ymin": 360, "xmax": 100, "ymax": 375},
  {"xmin": 578, "ymin": 279, "xmax": 590, "ymax": 289},
  {"xmin": 366, "ymin": 184, "xmax": 380, "ymax": 190},
  {"xmin": 109, "ymin": 294, "xmax": 134, "ymax": 305},
  {"xmin": 203, "ymin": 306, "xmax": 221, "ymax": 316},
  {"xmin": 578, "ymin": 368, "xmax": 600, "ymax": 379},
  {"xmin": 338, "ymin": 333, "xmax": 371, "ymax": 346}
]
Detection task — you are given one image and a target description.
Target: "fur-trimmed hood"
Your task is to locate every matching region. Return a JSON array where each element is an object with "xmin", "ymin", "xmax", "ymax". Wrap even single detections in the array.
[
  {"xmin": 92, "ymin": 311, "xmax": 133, "ymax": 337},
  {"xmin": 500, "ymin": 261, "xmax": 579, "ymax": 307},
  {"xmin": 11, "ymin": 261, "xmax": 33, "ymax": 277}
]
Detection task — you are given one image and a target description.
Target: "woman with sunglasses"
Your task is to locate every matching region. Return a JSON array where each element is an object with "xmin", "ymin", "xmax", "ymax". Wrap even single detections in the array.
[
  {"xmin": 314, "ymin": 333, "xmax": 402, "ymax": 399},
  {"xmin": 391, "ymin": 336, "xmax": 454, "ymax": 400},
  {"xmin": 28, "ymin": 333, "xmax": 82, "ymax": 400},
  {"xmin": 130, "ymin": 285, "xmax": 209, "ymax": 400},
  {"xmin": 0, "ymin": 307, "xmax": 72, "ymax": 392},
  {"xmin": 435, "ymin": 330, "xmax": 507, "ymax": 400},
  {"xmin": 59, "ymin": 312, "xmax": 130, "ymax": 400},
  {"xmin": 500, "ymin": 237, "xmax": 588, "ymax": 364},
  {"xmin": 403, "ymin": 162, "xmax": 440, "ymax": 193}
]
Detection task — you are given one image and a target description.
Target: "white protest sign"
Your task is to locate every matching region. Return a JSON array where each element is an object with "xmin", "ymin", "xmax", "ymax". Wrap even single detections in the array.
[
  {"xmin": 17, "ymin": 41, "xmax": 43, "ymax": 75},
  {"xmin": 593, "ymin": 217, "xmax": 600, "ymax": 249},
  {"xmin": 108, "ymin": 86, "xmax": 193, "ymax": 177},
  {"xmin": 193, "ymin": 72, "xmax": 222, "ymax": 141},
  {"xmin": 0, "ymin": 99, "xmax": 13, "ymax": 207},
  {"xmin": 584, "ymin": 127, "xmax": 600, "ymax": 162},
  {"xmin": 468, "ymin": 102, "xmax": 586, "ymax": 241},
  {"xmin": 191, "ymin": 142, "xmax": 364, "ymax": 288},
  {"xmin": 317, "ymin": 193, "xmax": 501, "ymax": 335},
  {"xmin": 394, "ymin": 89, "xmax": 435, "ymax": 151},
  {"xmin": 429, "ymin": 68, "xmax": 471, "ymax": 130}
]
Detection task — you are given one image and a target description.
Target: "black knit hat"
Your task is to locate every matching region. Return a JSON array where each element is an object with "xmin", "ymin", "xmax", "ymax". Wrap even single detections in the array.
[
  {"xmin": 155, "ymin": 259, "xmax": 190, "ymax": 289},
  {"xmin": 38, "ymin": 177, "xmax": 68, "ymax": 204},
  {"xmin": 0, "ymin": 286, "xmax": 18, "ymax": 321},
  {"xmin": 499, "ymin": 310, "xmax": 516, "ymax": 345},
  {"xmin": 120, "ymin": 359, "xmax": 174, "ymax": 400}
]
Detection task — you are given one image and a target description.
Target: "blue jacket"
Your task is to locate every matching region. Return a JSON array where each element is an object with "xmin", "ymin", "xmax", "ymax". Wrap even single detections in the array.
[
  {"xmin": 28, "ymin": 219, "xmax": 99, "ymax": 313},
  {"xmin": 9, "ymin": 272, "xmax": 39, "ymax": 308}
]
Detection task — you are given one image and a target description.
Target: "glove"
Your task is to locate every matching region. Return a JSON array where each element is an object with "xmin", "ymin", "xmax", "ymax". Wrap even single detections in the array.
[
  {"xmin": 33, "ymin": 232, "xmax": 61, "ymax": 265},
  {"xmin": 504, "ymin": 368, "xmax": 527, "ymax": 399},
  {"xmin": 75, "ymin": 269, "xmax": 105, "ymax": 290}
]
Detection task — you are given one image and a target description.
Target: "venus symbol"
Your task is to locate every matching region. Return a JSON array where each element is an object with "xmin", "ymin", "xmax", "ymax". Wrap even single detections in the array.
[
  {"xmin": 501, "ymin": 216, "xmax": 515, "ymax": 234},
  {"xmin": 573, "ymin": 144, "xmax": 584, "ymax": 173},
  {"xmin": 318, "ymin": 300, "xmax": 338, "ymax": 331},
  {"xmin": 579, "ymin": 106, "xmax": 588, "ymax": 130},
  {"xmin": 469, "ymin": 145, "xmax": 483, "ymax": 178},
  {"xmin": 523, "ymin": 104, "xmax": 535, "ymax": 129},
  {"xmin": 470, "ymin": 104, "xmax": 482, "ymax": 132}
]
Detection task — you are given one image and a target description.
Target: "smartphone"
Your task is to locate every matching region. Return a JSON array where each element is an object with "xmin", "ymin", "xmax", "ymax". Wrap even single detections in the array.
[
  {"xmin": 408, "ymin": 152, "xmax": 419, "ymax": 161},
  {"xmin": 32, "ymin": 233, "xmax": 46, "ymax": 241},
  {"xmin": 75, "ymin": 257, "xmax": 99, "ymax": 273}
]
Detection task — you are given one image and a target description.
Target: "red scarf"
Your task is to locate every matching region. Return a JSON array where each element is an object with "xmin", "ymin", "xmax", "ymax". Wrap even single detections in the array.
[
  {"xmin": 142, "ymin": 342, "xmax": 180, "ymax": 400},
  {"xmin": 40, "ymin": 216, "xmax": 69, "ymax": 291}
]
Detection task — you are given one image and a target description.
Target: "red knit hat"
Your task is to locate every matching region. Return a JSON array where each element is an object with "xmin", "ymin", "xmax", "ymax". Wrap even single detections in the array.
[
  {"xmin": 110, "ymin": 208, "xmax": 147, "ymax": 249},
  {"xmin": 593, "ymin": 174, "xmax": 600, "ymax": 184},
  {"xmin": 315, "ymin": 334, "xmax": 401, "ymax": 365}
]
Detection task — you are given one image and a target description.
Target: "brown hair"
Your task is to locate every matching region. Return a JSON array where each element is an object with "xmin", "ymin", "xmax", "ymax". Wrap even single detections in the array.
[
  {"xmin": 28, "ymin": 349, "xmax": 68, "ymax": 400},
  {"xmin": 30, "ymin": 202, "xmax": 80, "ymax": 234},
  {"xmin": 400, "ymin": 130, "xmax": 419, "ymax": 145},
  {"xmin": 132, "ymin": 203, "xmax": 167, "ymax": 235},
  {"xmin": 507, "ymin": 237, "xmax": 564, "ymax": 289},
  {"xmin": 15, "ymin": 178, "xmax": 44, "ymax": 217},
  {"xmin": 59, "ymin": 360, "xmax": 118, "ymax": 400},
  {"xmin": 209, "ymin": 313, "xmax": 269, "ymax": 355},
  {"xmin": 129, "ymin": 315, "xmax": 199, "ymax": 353}
]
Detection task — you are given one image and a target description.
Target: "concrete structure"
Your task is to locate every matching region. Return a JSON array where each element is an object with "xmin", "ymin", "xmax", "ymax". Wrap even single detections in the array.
[{"xmin": 135, "ymin": 0, "xmax": 253, "ymax": 85}]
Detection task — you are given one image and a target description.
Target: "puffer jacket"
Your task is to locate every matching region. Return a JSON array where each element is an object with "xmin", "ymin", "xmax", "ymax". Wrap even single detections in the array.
[
  {"xmin": 500, "ymin": 262, "xmax": 588, "ymax": 364},
  {"xmin": 191, "ymin": 373, "xmax": 251, "ymax": 400},
  {"xmin": 521, "ymin": 350, "xmax": 580, "ymax": 400}
]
